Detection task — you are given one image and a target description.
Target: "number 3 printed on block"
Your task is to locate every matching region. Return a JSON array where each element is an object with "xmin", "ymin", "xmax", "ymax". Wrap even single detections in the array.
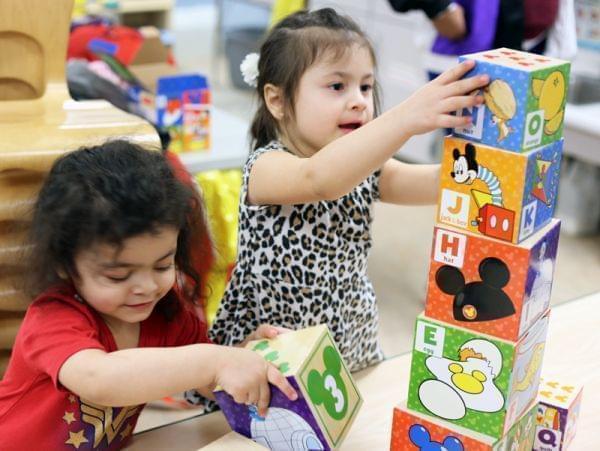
[{"xmin": 307, "ymin": 346, "xmax": 348, "ymax": 420}]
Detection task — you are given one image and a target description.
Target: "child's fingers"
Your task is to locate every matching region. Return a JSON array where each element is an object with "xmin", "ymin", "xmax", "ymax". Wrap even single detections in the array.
[
  {"xmin": 446, "ymin": 74, "xmax": 489, "ymax": 97},
  {"xmin": 269, "ymin": 325, "xmax": 293, "ymax": 334},
  {"xmin": 448, "ymin": 76, "xmax": 489, "ymax": 99},
  {"xmin": 254, "ymin": 324, "xmax": 280, "ymax": 339},
  {"xmin": 437, "ymin": 113, "xmax": 472, "ymax": 129},
  {"xmin": 254, "ymin": 324, "xmax": 293, "ymax": 339},
  {"xmin": 230, "ymin": 388, "xmax": 248, "ymax": 405},
  {"xmin": 439, "ymin": 95, "xmax": 484, "ymax": 114},
  {"xmin": 433, "ymin": 59, "xmax": 476, "ymax": 85},
  {"xmin": 267, "ymin": 365, "xmax": 298, "ymax": 401},
  {"xmin": 257, "ymin": 380, "xmax": 271, "ymax": 417}
]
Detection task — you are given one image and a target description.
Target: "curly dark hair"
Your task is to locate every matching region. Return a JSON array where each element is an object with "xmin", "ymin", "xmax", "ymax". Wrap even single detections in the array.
[
  {"xmin": 250, "ymin": 7, "xmax": 380, "ymax": 150},
  {"xmin": 25, "ymin": 140, "xmax": 208, "ymax": 320}
]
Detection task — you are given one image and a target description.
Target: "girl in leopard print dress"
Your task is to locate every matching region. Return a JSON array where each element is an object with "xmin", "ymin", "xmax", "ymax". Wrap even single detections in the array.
[{"xmin": 209, "ymin": 8, "xmax": 489, "ymax": 372}]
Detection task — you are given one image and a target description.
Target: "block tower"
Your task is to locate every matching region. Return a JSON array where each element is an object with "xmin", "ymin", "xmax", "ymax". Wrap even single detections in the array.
[{"xmin": 391, "ymin": 48, "xmax": 570, "ymax": 450}]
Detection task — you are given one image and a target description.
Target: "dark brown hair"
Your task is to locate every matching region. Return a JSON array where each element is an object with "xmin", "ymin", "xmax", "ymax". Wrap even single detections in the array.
[
  {"xmin": 250, "ymin": 7, "xmax": 380, "ymax": 150},
  {"xmin": 25, "ymin": 140, "xmax": 208, "ymax": 320}
]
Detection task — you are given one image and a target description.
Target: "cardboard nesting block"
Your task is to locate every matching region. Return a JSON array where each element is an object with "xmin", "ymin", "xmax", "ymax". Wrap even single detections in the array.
[
  {"xmin": 438, "ymin": 136, "xmax": 562, "ymax": 243},
  {"xmin": 534, "ymin": 377, "xmax": 584, "ymax": 451},
  {"xmin": 453, "ymin": 48, "xmax": 570, "ymax": 152},
  {"xmin": 407, "ymin": 312, "xmax": 550, "ymax": 439},
  {"xmin": 425, "ymin": 220, "xmax": 559, "ymax": 341},
  {"xmin": 390, "ymin": 400, "xmax": 537, "ymax": 451},
  {"xmin": 214, "ymin": 325, "xmax": 362, "ymax": 451}
]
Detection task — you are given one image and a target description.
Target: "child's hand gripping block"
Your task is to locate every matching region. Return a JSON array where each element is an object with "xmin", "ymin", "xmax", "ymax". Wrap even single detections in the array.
[
  {"xmin": 407, "ymin": 311, "xmax": 550, "ymax": 439},
  {"xmin": 453, "ymin": 48, "xmax": 570, "ymax": 153},
  {"xmin": 214, "ymin": 325, "xmax": 362, "ymax": 450},
  {"xmin": 534, "ymin": 377, "xmax": 583, "ymax": 451},
  {"xmin": 425, "ymin": 219, "xmax": 560, "ymax": 341},
  {"xmin": 390, "ymin": 400, "xmax": 537, "ymax": 450},
  {"xmin": 438, "ymin": 136, "xmax": 562, "ymax": 243}
]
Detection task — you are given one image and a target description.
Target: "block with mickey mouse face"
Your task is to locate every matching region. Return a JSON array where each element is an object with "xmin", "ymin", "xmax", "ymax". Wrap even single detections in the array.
[
  {"xmin": 425, "ymin": 219, "xmax": 560, "ymax": 341},
  {"xmin": 407, "ymin": 312, "xmax": 550, "ymax": 439},
  {"xmin": 214, "ymin": 325, "xmax": 362, "ymax": 450},
  {"xmin": 534, "ymin": 377, "xmax": 583, "ymax": 451},
  {"xmin": 453, "ymin": 48, "xmax": 570, "ymax": 153},
  {"xmin": 390, "ymin": 400, "xmax": 537, "ymax": 451},
  {"xmin": 438, "ymin": 136, "xmax": 563, "ymax": 244}
]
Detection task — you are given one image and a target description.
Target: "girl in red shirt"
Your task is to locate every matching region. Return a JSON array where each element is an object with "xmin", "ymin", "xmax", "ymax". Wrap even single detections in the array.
[{"xmin": 0, "ymin": 140, "xmax": 296, "ymax": 450}]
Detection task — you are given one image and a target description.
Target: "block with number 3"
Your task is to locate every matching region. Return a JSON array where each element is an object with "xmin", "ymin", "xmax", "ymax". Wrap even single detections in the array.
[{"xmin": 214, "ymin": 325, "xmax": 362, "ymax": 450}]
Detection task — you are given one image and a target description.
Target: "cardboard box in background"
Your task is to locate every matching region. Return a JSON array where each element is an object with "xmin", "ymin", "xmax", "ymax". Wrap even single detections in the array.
[
  {"xmin": 128, "ymin": 26, "xmax": 178, "ymax": 92},
  {"xmin": 89, "ymin": 26, "xmax": 211, "ymax": 153}
]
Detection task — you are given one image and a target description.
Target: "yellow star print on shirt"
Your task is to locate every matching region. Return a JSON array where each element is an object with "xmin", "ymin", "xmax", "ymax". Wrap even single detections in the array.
[
  {"xmin": 65, "ymin": 430, "xmax": 89, "ymax": 449},
  {"xmin": 63, "ymin": 411, "xmax": 76, "ymax": 425}
]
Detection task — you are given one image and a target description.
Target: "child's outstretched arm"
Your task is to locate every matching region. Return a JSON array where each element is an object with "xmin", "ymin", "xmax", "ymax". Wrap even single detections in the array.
[
  {"xmin": 378, "ymin": 161, "xmax": 441, "ymax": 205},
  {"xmin": 248, "ymin": 60, "xmax": 488, "ymax": 206},
  {"xmin": 58, "ymin": 343, "xmax": 297, "ymax": 416}
]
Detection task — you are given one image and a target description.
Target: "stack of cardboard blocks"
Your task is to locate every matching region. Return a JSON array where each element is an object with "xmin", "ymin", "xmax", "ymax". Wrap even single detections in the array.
[
  {"xmin": 215, "ymin": 325, "xmax": 362, "ymax": 450},
  {"xmin": 391, "ymin": 48, "xmax": 570, "ymax": 450}
]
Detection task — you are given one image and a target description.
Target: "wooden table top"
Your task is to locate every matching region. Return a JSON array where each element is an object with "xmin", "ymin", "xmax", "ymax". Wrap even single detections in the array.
[{"xmin": 130, "ymin": 291, "xmax": 600, "ymax": 450}]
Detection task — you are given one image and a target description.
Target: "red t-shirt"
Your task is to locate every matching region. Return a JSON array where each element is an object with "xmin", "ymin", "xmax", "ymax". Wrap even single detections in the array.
[{"xmin": 0, "ymin": 285, "xmax": 209, "ymax": 450}]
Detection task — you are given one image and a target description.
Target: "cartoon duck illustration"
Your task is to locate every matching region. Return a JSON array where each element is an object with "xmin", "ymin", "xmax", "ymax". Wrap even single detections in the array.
[
  {"xmin": 537, "ymin": 404, "xmax": 561, "ymax": 430},
  {"xmin": 514, "ymin": 342, "xmax": 545, "ymax": 392},
  {"xmin": 483, "ymin": 79, "xmax": 517, "ymax": 142},
  {"xmin": 418, "ymin": 339, "xmax": 505, "ymax": 420},
  {"xmin": 532, "ymin": 70, "xmax": 566, "ymax": 136}
]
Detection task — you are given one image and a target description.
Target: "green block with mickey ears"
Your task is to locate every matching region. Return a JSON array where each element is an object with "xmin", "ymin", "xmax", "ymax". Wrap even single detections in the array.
[
  {"xmin": 407, "ymin": 312, "xmax": 550, "ymax": 439},
  {"xmin": 243, "ymin": 324, "xmax": 363, "ymax": 449}
]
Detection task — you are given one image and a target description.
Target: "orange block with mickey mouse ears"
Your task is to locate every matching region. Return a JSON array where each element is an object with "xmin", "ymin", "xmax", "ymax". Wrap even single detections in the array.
[
  {"xmin": 425, "ymin": 219, "xmax": 560, "ymax": 342},
  {"xmin": 391, "ymin": 401, "xmax": 537, "ymax": 450}
]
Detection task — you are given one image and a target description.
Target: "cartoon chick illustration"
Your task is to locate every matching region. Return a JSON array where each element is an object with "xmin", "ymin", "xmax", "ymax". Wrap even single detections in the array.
[
  {"xmin": 484, "ymin": 79, "xmax": 517, "ymax": 142},
  {"xmin": 532, "ymin": 70, "xmax": 567, "ymax": 136}
]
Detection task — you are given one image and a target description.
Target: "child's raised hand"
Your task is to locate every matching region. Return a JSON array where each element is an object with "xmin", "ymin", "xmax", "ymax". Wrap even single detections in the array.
[
  {"xmin": 215, "ymin": 346, "xmax": 298, "ymax": 416},
  {"xmin": 400, "ymin": 59, "xmax": 489, "ymax": 135}
]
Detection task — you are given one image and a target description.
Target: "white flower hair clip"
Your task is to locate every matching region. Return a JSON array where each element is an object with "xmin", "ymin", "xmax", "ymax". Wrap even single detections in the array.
[{"xmin": 240, "ymin": 52, "xmax": 260, "ymax": 87}]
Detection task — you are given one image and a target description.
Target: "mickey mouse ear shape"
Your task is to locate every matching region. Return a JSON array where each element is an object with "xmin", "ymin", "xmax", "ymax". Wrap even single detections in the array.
[
  {"xmin": 443, "ymin": 436, "xmax": 465, "ymax": 451},
  {"xmin": 479, "ymin": 257, "xmax": 510, "ymax": 288},
  {"xmin": 435, "ymin": 265, "xmax": 465, "ymax": 295}
]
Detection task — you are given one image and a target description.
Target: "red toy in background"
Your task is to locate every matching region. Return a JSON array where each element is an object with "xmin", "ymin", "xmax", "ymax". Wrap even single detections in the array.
[{"xmin": 68, "ymin": 24, "xmax": 143, "ymax": 64}]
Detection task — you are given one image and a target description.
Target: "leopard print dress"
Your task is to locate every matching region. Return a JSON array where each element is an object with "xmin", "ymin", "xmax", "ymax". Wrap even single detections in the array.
[{"xmin": 209, "ymin": 140, "xmax": 384, "ymax": 372}]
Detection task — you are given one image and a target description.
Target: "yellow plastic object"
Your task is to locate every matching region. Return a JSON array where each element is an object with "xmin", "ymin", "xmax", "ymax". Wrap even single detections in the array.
[
  {"xmin": 195, "ymin": 169, "xmax": 242, "ymax": 324},
  {"xmin": 72, "ymin": 0, "xmax": 87, "ymax": 18},
  {"xmin": 269, "ymin": 0, "xmax": 306, "ymax": 27}
]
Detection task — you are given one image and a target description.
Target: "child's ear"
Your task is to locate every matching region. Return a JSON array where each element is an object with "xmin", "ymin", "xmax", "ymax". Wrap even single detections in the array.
[{"xmin": 263, "ymin": 83, "xmax": 285, "ymax": 120}]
